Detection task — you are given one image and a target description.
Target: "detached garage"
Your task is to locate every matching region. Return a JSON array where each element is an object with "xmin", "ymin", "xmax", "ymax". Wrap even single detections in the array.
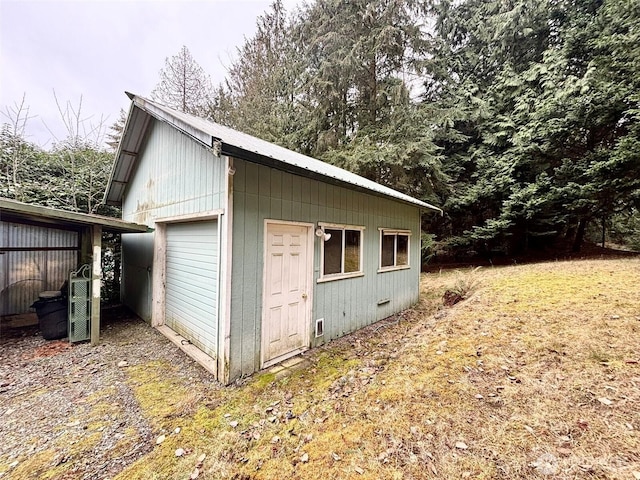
[{"xmin": 104, "ymin": 93, "xmax": 441, "ymax": 384}]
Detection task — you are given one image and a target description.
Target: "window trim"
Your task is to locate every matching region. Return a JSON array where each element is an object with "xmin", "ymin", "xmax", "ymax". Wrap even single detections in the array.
[
  {"xmin": 317, "ymin": 222, "xmax": 365, "ymax": 283},
  {"xmin": 378, "ymin": 228, "xmax": 412, "ymax": 273}
]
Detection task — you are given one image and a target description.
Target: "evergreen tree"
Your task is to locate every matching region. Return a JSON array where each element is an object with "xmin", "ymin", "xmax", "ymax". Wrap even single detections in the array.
[
  {"xmin": 426, "ymin": 0, "xmax": 640, "ymax": 255},
  {"xmin": 210, "ymin": 1, "xmax": 308, "ymax": 152},
  {"xmin": 295, "ymin": 0, "xmax": 448, "ymax": 201},
  {"xmin": 106, "ymin": 108, "xmax": 127, "ymax": 152}
]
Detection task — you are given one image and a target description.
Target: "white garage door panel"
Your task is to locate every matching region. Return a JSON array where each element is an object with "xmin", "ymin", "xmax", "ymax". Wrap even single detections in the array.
[{"xmin": 165, "ymin": 221, "xmax": 219, "ymax": 358}]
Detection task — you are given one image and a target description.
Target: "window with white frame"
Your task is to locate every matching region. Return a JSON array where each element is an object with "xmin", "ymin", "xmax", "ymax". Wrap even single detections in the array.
[
  {"xmin": 319, "ymin": 223, "xmax": 364, "ymax": 280},
  {"xmin": 379, "ymin": 229, "xmax": 411, "ymax": 271}
]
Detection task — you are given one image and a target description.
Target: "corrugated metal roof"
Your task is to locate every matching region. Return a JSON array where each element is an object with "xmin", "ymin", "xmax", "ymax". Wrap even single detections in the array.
[
  {"xmin": 0, "ymin": 198, "xmax": 149, "ymax": 234},
  {"xmin": 105, "ymin": 93, "xmax": 441, "ymax": 212}
]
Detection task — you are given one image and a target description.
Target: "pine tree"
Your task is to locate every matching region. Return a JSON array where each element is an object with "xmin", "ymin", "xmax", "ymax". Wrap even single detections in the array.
[{"xmin": 106, "ymin": 108, "xmax": 127, "ymax": 152}]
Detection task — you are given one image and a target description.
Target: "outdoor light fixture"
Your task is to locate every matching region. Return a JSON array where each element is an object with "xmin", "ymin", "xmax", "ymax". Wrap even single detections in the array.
[{"xmin": 315, "ymin": 226, "xmax": 331, "ymax": 241}]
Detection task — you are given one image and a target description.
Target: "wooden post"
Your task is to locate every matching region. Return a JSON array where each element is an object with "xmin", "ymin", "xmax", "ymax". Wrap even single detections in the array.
[
  {"xmin": 80, "ymin": 227, "xmax": 92, "ymax": 266},
  {"xmin": 152, "ymin": 223, "xmax": 166, "ymax": 327},
  {"xmin": 90, "ymin": 225, "xmax": 102, "ymax": 345}
]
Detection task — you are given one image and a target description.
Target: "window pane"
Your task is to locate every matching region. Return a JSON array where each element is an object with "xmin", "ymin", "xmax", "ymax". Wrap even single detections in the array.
[
  {"xmin": 381, "ymin": 234, "xmax": 394, "ymax": 267},
  {"xmin": 397, "ymin": 235, "xmax": 409, "ymax": 265},
  {"xmin": 323, "ymin": 229, "xmax": 342, "ymax": 275},
  {"xmin": 344, "ymin": 230, "xmax": 361, "ymax": 273}
]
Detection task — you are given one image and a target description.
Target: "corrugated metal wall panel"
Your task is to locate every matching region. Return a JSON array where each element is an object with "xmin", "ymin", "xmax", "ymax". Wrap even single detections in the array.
[
  {"xmin": 165, "ymin": 221, "xmax": 218, "ymax": 358},
  {"xmin": 230, "ymin": 159, "xmax": 421, "ymax": 380},
  {"xmin": 0, "ymin": 222, "xmax": 77, "ymax": 316}
]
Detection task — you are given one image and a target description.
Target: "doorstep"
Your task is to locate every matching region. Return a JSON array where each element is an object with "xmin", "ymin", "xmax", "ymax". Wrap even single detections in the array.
[{"xmin": 269, "ymin": 355, "xmax": 310, "ymax": 380}]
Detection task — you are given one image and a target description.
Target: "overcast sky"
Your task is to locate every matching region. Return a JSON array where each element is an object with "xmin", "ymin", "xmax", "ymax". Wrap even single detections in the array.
[{"xmin": 0, "ymin": 0, "xmax": 301, "ymax": 149}]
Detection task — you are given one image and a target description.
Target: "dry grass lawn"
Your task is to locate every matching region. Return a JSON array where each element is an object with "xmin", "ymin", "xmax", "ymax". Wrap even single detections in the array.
[
  {"xmin": 112, "ymin": 259, "xmax": 640, "ymax": 479},
  {"xmin": 113, "ymin": 258, "xmax": 640, "ymax": 479},
  {"xmin": 111, "ymin": 259, "xmax": 640, "ymax": 479}
]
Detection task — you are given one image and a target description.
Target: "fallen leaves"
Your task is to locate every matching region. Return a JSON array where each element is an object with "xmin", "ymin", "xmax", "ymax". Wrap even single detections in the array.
[
  {"xmin": 23, "ymin": 340, "xmax": 72, "ymax": 360},
  {"xmin": 189, "ymin": 454, "xmax": 206, "ymax": 479}
]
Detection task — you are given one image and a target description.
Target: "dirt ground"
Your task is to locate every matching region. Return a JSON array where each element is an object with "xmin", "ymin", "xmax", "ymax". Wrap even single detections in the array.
[{"xmin": 0, "ymin": 307, "xmax": 219, "ymax": 479}]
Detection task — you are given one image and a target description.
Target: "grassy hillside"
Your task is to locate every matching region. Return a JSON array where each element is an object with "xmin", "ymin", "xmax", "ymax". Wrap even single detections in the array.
[{"xmin": 116, "ymin": 258, "xmax": 640, "ymax": 480}]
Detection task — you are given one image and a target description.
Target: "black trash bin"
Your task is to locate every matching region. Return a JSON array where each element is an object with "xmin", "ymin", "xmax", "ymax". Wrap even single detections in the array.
[{"xmin": 31, "ymin": 291, "xmax": 68, "ymax": 340}]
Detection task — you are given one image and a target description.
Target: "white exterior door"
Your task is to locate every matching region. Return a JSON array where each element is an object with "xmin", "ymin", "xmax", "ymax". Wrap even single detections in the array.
[
  {"xmin": 165, "ymin": 221, "xmax": 219, "ymax": 358},
  {"xmin": 262, "ymin": 222, "xmax": 312, "ymax": 366}
]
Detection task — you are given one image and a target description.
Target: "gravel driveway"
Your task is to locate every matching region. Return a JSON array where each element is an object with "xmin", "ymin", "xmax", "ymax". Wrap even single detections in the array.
[{"xmin": 0, "ymin": 307, "xmax": 219, "ymax": 479}]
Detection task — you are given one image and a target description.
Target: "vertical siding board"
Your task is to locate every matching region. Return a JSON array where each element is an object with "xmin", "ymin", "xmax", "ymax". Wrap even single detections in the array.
[
  {"xmin": 258, "ymin": 164, "xmax": 271, "ymax": 198},
  {"xmin": 291, "ymin": 174, "xmax": 302, "ymax": 219},
  {"xmin": 231, "ymin": 192, "xmax": 246, "ymax": 378},
  {"xmin": 300, "ymin": 177, "xmax": 311, "ymax": 206},
  {"xmin": 121, "ymin": 119, "xmax": 225, "ymax": 224},
  {"xmin": 234, "ymin": 158, "xmax": 246, "ymax": 193},
  {"xmin": 309, "ymin": 179, "xmax": 319, "ymax": 207},
  {"xmin": 281, "ymin": 173, "xmax": 293, "ymax": 220},
  {"xmin": 245, "ymin": 162, "xmax": 260, "ymax": 198},
  {"xmin": 270, "ymin": 170, "xmax": 282, "ymax": 219},
  {"xmin": 316, "ymin": 183, "xmax": 326, "ymax": 222},
  {"xmin": 120, "ymin": 119, "xmax": 226, "ymax": 323},
  {"xmin": 241, "ymin": 193, "xmax": 260, "ymax": 376}
]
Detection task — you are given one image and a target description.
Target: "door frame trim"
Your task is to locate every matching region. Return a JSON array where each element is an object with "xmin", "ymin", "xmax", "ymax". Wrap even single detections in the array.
[{"xmin": 261, "ymin": 219, "xmax": 315, "ymax": 368}]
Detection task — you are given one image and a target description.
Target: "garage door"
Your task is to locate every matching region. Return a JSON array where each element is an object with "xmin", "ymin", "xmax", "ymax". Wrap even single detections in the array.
[{"xmin": 165, "ymin": 221, "xmax": 219, "ymax": 358}]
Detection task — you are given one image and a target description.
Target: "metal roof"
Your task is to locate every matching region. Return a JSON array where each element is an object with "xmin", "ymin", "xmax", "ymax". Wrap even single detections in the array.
[
  {"xmin": 0, "ymin": 198, "xmax": 150, "ymax": 234},
  {"xmin": 104, "ymin": 93, "xmax": 441, "ymax": 213}
]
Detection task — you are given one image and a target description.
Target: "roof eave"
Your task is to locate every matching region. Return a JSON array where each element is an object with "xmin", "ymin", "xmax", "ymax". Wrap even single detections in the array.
[{"xmin": 0, "ymin": 198, "xmax": 150, "ymax": 234}]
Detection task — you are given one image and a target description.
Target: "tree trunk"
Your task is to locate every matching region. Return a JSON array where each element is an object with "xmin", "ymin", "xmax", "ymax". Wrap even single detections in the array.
[{"xmin": 572, "ymin": 218, "xmax": 588, "ymax": 252}]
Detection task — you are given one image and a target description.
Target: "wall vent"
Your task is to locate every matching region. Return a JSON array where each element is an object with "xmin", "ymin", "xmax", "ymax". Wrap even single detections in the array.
[{"xmin": 315, "ymin": 318, "xmax": 324, "ymax": 337}]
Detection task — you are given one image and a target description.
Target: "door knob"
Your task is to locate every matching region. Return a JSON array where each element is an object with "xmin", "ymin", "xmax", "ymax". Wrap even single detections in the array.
[{"xmin": 302, "ymin": 293, "xmax": 308, "ymax": 299}]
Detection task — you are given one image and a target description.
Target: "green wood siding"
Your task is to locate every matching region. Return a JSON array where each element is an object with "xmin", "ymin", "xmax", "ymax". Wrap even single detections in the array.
[
  {"xmin": 121, "ymin": 119, "xmax": 226, "ymax": 225},
  {"xmin": 230, "ymin": 159, "xmax": 422, "ymax": 379},
  {"xmin": 120, "ymin": 119, "xmax": 226, "ymax": 323}
]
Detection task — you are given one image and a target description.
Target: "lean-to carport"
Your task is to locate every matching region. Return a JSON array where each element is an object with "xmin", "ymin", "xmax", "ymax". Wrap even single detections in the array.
[{"xmin": 0, "ymin": 198, "xmax": 149, "ymax": 344}]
